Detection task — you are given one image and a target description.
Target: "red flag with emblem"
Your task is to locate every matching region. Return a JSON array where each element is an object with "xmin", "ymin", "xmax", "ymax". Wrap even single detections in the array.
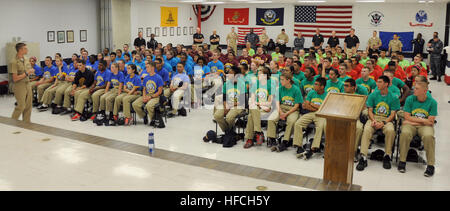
[{"xmin": 224, "ymin": 8, "xmax": 249, "ymax": 25}]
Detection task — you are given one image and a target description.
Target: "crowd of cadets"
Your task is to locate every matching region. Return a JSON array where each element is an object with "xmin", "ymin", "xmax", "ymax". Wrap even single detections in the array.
[{"xmin": 27, "ymin": 37, "xmax": 437, "ymax": 177}]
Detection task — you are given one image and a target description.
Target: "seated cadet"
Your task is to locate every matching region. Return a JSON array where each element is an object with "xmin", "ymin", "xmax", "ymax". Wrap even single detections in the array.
[
  {"xmin": 133, "ymin": 54, "xmax": 146, "ymax": 71},
  {"xmin": 406, "ymin": 56, "xmax": 427, "ymax": 78},
  {"xmin": 365, "ymin": 59, "xmax": 383, "ymax": 81},
  {"xmin": 29, "ymin": 56, "xmax": 43, "ymax": 105},
  {"xmin": 292, "ymin": 61, "xmax": 306, "ymax": 83},
  {"xmin": 98, "ymin": 62, "xmax": 124, "ymax": 126},
  {"xmin": 344, "ymin": 59, "xmax": 359, "ymax": 79},
  {"xmin": 284, "ymin": 66, "xmax": 301, "ymax": 87},
  {"xmin": 384, "ymin": 60, "xmax": 406, "ymax": 82},
  {"xmin": 238, "ymin": 48, "xmax": 252, "ymax": 66},
  {"xmin": 195, "ymin": 57, "xmax": 211, "ymax": 88},
  {"xmin": 70, "ymin": 60, "xmax": 95, "ymax": 121},
  {"xmin": 52, "ymin": 59, "xmax": 76, "ymax": 114},
  {"xmin": 87, "ymin": 55, "xmax": 98, "ymax": 72},
  {"xmin": 89, "ymin": 60, "xmax": 111, "ymax": 120},
  {"xmin": 35, "ymin": 56, "xmax": 57, "ymax": 105},
  {"xmin": 300, "ymin": 67, "xmax": 316, "ymax": 97},
  {"xmin": 118, "ymin": 59, "xmax": 127, "ymax": 77},
  {"xmin": 113, "ymin": 64, "xmax": 142, "ymax": 125},
  {"xmin": 382, "ymin": 69, "xmax": 410, "ymax": 105},
  {"xmin": 325, "ymin": 68, "xmax": 344, "ymax": 93},
  {"xmin": 319, "ymin": 57, "xmax": 335, "ymax": 79},
  {"xmin": 300, "ymin": 57, "xmax": 318, "ymax": 75},
  {"xmin": 167, "ymin": 63, "xmax": 191, "ymax": 118},
  {"xmin": 152, "ymin": 58, "xmax": 170, "ymax": 98},
  {"xmin": 357, "ymin": 75, "xmax": 400, "ymax": 171},
  {"xmin": 377, "ymin": 50, "xmax": 390, "ymax": 69},
  {"xmin": 337, "ymin": 63, "xmax": 352, "ymax": 83},
  {"xmin": 132, "ymin": 61, "xmax": 164, "ymax": 126},
  {"xmin": 405, "ymin": 65, "xmax": 425, "ymax": 90},
  {"xmin": 343, "ymin": 78, "xmax": 368, "ymax": 160},
  {"xmin": 110, "ymin": 52, "xmax": 117, "ymax": 64},
  {"xmin": 293, "ymin": 77, "xmax": 327, "ymax": 159},
  {"xmin": 38, "ymin": 58, "xmax": 69, "ymax": 111},
  {"xmin": 397, "ymin": 52, "xmax": 410, "ymax": 70},
  {"xmin": 398, "ymin": 80, "xmax": 437, "ymax": 177},
  {"xmin": 356, "ymin": 67, "xmax": 377, "ymax": 93},
  {"xmin": 244, "ymin": 67, "xmax": 274, "ymax": 149},
  {"xmin": 267, "ymin": 72, "xmax": 302, "ymax": 152},
  {"xmin": 54, "ymin": 53, "xmax": 68, "ymax": 69},
  {"xmin": 213, "ymin": 66, "xmax": 246, "ymax": 133}
]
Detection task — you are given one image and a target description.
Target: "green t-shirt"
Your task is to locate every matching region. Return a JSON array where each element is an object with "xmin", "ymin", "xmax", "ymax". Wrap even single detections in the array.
[
  {"xmin": 248, "ymin": 49, "xmax": 255, "ymax": 57},
  {"xmin": 222, "ymin": 78, "xmax": 246, "ymax": 104},
  {"xmin": 392, "ymin": 77, "xmax": 405, "ymax": 90},
  {"xmin": 355, "ymin": 84, "xmax": 369, "ymax": 96},
  {"xmin": 250, "ymin": 79, "xmax": 272, "ymax": 103},
  {"xmin": 356, "ymin": 77, "xmax": 377, "ymax": 93},
  {"xmin": 377, "ymin": 57, "xmax": 390, "ymax": 69},
  {"xmin": 359, "ymin": 57, "xmax": 370, "ymax": 66},
  {"xmin": 374, "ymin": 85, "xmax": 401, "ymax": 98},
  {"xmin": 244, "ymin": 72, "xmax": 257, "ymax": 88},
  {"xmin": 325, "ymin": 79, "xmax": 344, "ymax": 93},
  {"xmin": 271, "ymin": 52, "xmax": 281, "ymax": 62},
  {"xmin": 403, "ymin": 95, "xmax": 438, "ymax": 119},
  {"xmin": 338, "ymin": 76, "xmax": 352, "ymax": 84},
  {"xmin": 293, "ymin": 71, "xmax": 306, "ymax": 83},
  {"xmin": 366, "ymin": 90, "xmax": 400, "ymax": 117},
  {"xmin": 300, "ymin": 77, "xmax": 316, "ymax": 97},
  {"xmin": 299, "ymin": 56, "xmax": 305, "ymax": 64},
  {"xmin": 279, "ymin": 84, "xmax": 303, "ymax": 106},
  {"xmin": 399, "ymin": 60, "xmax": 410, "ymax": 70},
  {"xmin": 306, "ymin": 90, "xmax": 328, "ymax": 107}
]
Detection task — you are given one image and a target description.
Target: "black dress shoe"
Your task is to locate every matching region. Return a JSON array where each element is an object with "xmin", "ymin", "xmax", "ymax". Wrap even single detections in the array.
[
  {"xmin": 61, "ymin": 108, "xmax": 72, "ymax": 115},
  {"xmin": 52, "ymin": 107, "xmax": 62, "ymax": 115},
  {"xmin": 167, "ymin": 113, "xmax": 176, "ymax": 118},
  {"xmin": 143, "ymin": 116, "xmax": 149, "ymax": 125},
  {"xmin": 437, "ymin": 77, "xmax": 442, "ymax": 82},
  {"xmin": 430, "ymin": 77, "xmax": 437, "ymax": 80}
]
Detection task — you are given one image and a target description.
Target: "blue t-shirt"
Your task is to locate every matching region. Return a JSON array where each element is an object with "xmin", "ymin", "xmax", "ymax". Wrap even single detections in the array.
[
  {"xmin": 207, "ymin": 60, "xmax": 225, "ymax": 75},
  {"xmin": 194, "ymin": 65, "xmax": 210, "ymax": 79},
  {"xmin": 95, "ymin": 69, "xmax": 111, "ymax": 87},
  {"xmin": 108, "ymin": 71, "xmax": 125, "ymax": 89},
  {"xmin": 166, "ymin": 57, "xmax": 180, "ymax": 71},
  {"xmin": 184, "ymin": 64, "xmax": 194, "ymax": 76},
  {"xmin": 43, "ymin": 65, "xmax": 58, "ymax": 80},
  {"xmin": 155, "ymin": 67, "xmax": 170, "ymax": 85},
  {"xmin": 33, "ymin": 64, "xmax": 43, "ymax": 77},
  {"xmin": 143, "ymin": 74, "xmax": 164, "ymax": 95},
  {"xmin": 55, "ymin": 66, "xmax": 70, "ymax": 81},
  {"xmin": 53, "ymin": 61, "xmax": 68, "ymax": 69},
  {"xmin": 171, "ymin": 72, "xmax": 190, "ymax": 87},
  {"xmin": 124, "ymin": 74, "xmax": 142, "ymax": 91},
  {"xmin": 134, "ymin": 61, "xmax": 146, "ymax": 71}
]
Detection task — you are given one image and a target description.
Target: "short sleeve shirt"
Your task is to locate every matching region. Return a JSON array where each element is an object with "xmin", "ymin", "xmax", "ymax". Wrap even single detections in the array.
[
  {"xmin": 280, "ymin": 84, "xmax": 303, "ymax": 106},
  {"xmin": 193, "ymin": 33, "xmax": 204, "ymax": 44},
  {"xmin": 403, "ymin": 95, "xmax": 438, "ymax": 118},
  {"xmin": 344, "ymin": 35, "xmax": 360, "ymax": 48},
  {"xmin": 366, "ymin": 90, "xmax": 400, "ymax": 117}
]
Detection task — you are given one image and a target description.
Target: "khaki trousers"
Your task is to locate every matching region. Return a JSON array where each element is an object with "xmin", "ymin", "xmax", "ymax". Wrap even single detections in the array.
[
  {"xmin": 170, "ymin": 89, "xmax": 186, "ymax": 114},
  {"xmin": 91, "ymin": 89, "xmax": 106, "ymax": 113},
  {"xmin": 360, "ymin": 115, "xmax": 396, "ymax": 156},
  {"xmin": 100, "ymin": 88, "xmax": 119, "ymax": 113},
  {"xmin": 399, "ymin": 124, "xmax": 435, "ymax": 165},
  {"xmin": 12, "ymin": 82, "xmax": 32, "ymax": 123},
  {"xmin": 132, "ymin": 96, "xmax": 160, "ymax": 121},
  {"xmin": 214, "ymin": 108, "xmax": 244, "ymax": 133},
  {"xmin": 41, "ymin": 84, "xmax": 58, "ymax": 105},
  {"xmin": 355, "ymin": 120, "xmax": 364, "ymax": 151},
  {"xmin": 293, "ymin": 112, "xmax": 326, "ymax": 148},
  {"xmin": 37, "ymin": 83, "xmax": 52, "ymax": 102},
  {"xmin": 267, "ymin": 105, "xmax": 299, "ymax": 141},
  {"xmin": 74, "ymin": 89, "xmax": 91, "ymax": 114},
  {"xmin": 54, "ymin": 82, "xmax": 71, "ymax": 106},
  {"xmin": 244, "ymin": 108, "xmax": 269, "ymax": 140},
  {"xmin": 63, "ymin": 86, "xmax": 74, "ymax": 109},
  {"xmin": 113, "ymin": 93, "xmax": 141, "ymax": 118}
]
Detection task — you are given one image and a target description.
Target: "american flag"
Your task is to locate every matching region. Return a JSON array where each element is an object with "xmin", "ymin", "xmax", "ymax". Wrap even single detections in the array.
[
  {"xmin": 294, "ymin": 5, "xmax": 352, "ymax": 39},
  {"xmin": 237, "ymin": 27, "xmax": 265, "ymax": 45}
]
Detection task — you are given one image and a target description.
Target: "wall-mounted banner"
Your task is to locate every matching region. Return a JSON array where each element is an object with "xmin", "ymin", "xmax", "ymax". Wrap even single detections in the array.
[
  {"xmin": 224, "ymin": 8, "xmax": 249, "ymax": 25},
  {"xmin": 409, "ymin": 10, "xmax": 433, "ymax": 27},
  {"xmin": 256, "ymin": 8, "xmax": 284, "ymax": 26},
  {"xmin": 379, "ymin": 31, "xmax": 414, "ymax": 52},
  {"xmin": 368, "ymin": 11, "xmax": 384, "ymax": 27},
  {"xmin": 161, "ymin": 7, "xmax": 178, "ymax": 27}
]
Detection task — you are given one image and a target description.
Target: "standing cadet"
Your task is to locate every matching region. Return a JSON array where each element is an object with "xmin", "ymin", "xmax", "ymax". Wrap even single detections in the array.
[
  {"xmin": 209, "ymin": 30, "xmax": 220, "ymax": 51},
  {"xmin": 227, "ymin": 28, "xmax": 238, "ymax": 55},
  {"xmin": 388, "ymin": 34, "xmax": 403, "ymax": 56},
  {"xmin": 10, "ymin": 43, "xmax": 33, "ymax": 123},
  {"xmin": 259, "ymin": 29, "xmax": 270, "ymax": 51},
  {"xmin": 276, "ymin": 29, "xmax": 289, "ymax": 55},
  {"xmin": 367, "ymin": 31, "xmax": 382, "ymax": 55}
]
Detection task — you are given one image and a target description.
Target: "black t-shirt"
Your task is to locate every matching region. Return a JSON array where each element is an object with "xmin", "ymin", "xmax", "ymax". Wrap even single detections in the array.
[
  {"xmin": 312, "ymin": 34, "xmax": 324, "ymax": 47},
  {"xmin": 210, "ymin": 34, "xmax": 220, "ymax": 45},
  {"xmin": 327, "ymin": 36, "xmax": 339, "ymax": 48},
  {"xmin": 344, "ymin": 35, "xmax": 359, "ymax": 48},
  {"xmin": 193, "ymin": 33, "xmax": 204, "ymax": 44},
  {"xmin": 134, "ymin": 37, "xmax": 146, "ymax": 48}
]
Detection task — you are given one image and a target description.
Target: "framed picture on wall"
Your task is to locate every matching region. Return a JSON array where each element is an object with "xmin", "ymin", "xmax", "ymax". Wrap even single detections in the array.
[
  {"xmin": 146, "ymin": 27, "xmax": 152, "ymax": 37},
  {"xmin": 177, "ymin": 27, "xmax": 181, "ymax": 36},
  {"xmin": 67, "ymin": 30, "xmax": 74, "ymax": 43},
  {"xmin": 162, "ymin": 27, "xmax": 167, "ymax": 36},
  {"xmin": 189, "ymin": 26, "xmax": 194, "ymax": 35},
  {"xmin": 47, "ymin": 31, "xmax": 55, "ymax": 42},
  {"xmin": 57, "ymin": 31, "xmax": 65, "ymax": 43},
  {"xmin": 170, "ymin": 27, "xmax": 174, "ymax": 36},
  {"xmin": 183, "ymin": 27, "xmax": 187, "ymax": 35},
  {"xmin": 155, "ymin": 27, "xmax": 160, "ymax": 37},
  {"xmin": 138, "ymin": 28, "xmax": 143, "ymax": 34},
  {"xmin": 80, "ymin": 30, "xmax": 87, "ymax": 42}
]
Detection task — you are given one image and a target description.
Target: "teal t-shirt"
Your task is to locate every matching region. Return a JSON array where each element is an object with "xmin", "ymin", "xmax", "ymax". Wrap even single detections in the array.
[
  {"xmin": 300, "ymin": 77, "xmax": 316, "ymax": 97},
  {"xmin": 250, "ymin": 79, "xmax": 272, "ymax": 103},
  {"xmin": 293, "ymin": 71, "xmax": 306, "ymax": 83},
  {"xmin": 325, "ymin": 79, "xmax": 344, "ymax": 93},
  {"xmin": 374, "ymin": 85, "xmax": 401, "ymax": 98},
  {"xmin": 279, "ymin": 84, "xmax": 303, "ymax": 106},
  {"xmin": 222, "ymin": 78, "xmax": 246, "ymax": 104},
  {"xmin": 403, "ymin": 95, "xmax": 437, "ymax": 119},
  {"xmin": 355, "ymin": 84, "xmax": 369, "ymax": 96},
  {"xmin": 338, "ymin": 76, "xmax": 352, "ymax": 84},
  {"xmin": 366, "ymin": 90, "xmax": 400, "ymax": 117},
  {"xmin": 356, "ymin": 77, "xmax": 377, "ymax": 93},
  {"xmin": 306, "ymin": 90, "xmax": 328, "ymax": 106},
  {"xmin": 392, "ymin": 77, "xmax": 405, "ymax": 90}
]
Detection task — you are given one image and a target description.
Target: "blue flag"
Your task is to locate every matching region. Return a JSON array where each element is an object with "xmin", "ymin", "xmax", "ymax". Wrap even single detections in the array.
[
  {"xmin": 256, "ymin": 8, "xmax": 284, "ymax": 26},
  {"xmin": 379, "ymin": 31, "xmax": 414, "ymax": 52}
]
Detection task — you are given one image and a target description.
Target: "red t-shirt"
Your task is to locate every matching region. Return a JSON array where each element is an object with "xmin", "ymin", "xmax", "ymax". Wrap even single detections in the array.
[
  {"xmin": 237, "ymin": 56, "xmax": 252, "ymax": 66},
  {"xmin": 405, "ymin": 65, "xmax": 428, "ymax": 77},
  {"xmin": 384, "ymin": 65, "xmax": 407, "ymax": 81},
  {"xmin": 223, "ymin": 59, "xmax": 239, "ymax": 70},
  {"xmin": 369, "ymin": 66, "xmax": 383, "ymax": 81},
  {"xmin": 300, "ymin": 64, "xmax": 319, "ymax": 75}
]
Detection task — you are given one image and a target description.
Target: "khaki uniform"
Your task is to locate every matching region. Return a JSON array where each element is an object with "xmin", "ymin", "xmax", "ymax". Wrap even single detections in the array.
[
  {"xmin": 276, "ymin": 33, "xmax": 289, "ymax": 44},
  {"xmin": 168, "ymin": 89, "xmax": 186, "ymax": 114},
  {"xmin": 293, "ymin": 112, "xmax": 326, "ymax": 149},
  {"xmin": 132, "ymin": 96, "xmax": 160, "ymax": 121},
  {"xmin": 37, "ymin": 83, "xmax": 52, "ymax": 102},
  {"xmin": 113, "ymin": 92, "xmax": 141, "ymax": 118},
  {"xmin": 226, "ymin": 32, "xmax": 238, "ymax": 54},
  {"xmin": 74, "ymin": 88, "xmax": 91, "ymax": 114},
  {"xmin": 53, "ymin": 81, "xmax": 72, "ymax": 106},
  {"xmin": 244, "ymin": 108, "xmax": 269, "ymax": 140},
  {"xmin": 389, "ymin": 39, "xmax": 403, "ymax": 52},
  {"xmin": 41, "ymin": 84, "xmax": 59, "ymax": 105},
  {"xmin": 267, "ymin": 105, "xmax": 299, "ymax": 141},
  {"xmin": 399, "ymin": 124, "xmax": 435, "ymax": 165},
  {"xmin": 10, "ymin": 56, "xmax": 32, "ymax": 123},
  {"xmin": 100, "ymin": 88, "xmax": 120, "ymax": 113},
  {"xmin": 214, "ymin": 108, "xmax": 244, "ymax": 133},
  {"xmin": 91, "ymin": 89, "xmax": 106, "ymax": 113},
  {"xmin": 259, "ymin": 33, "xmax": 269, "ymax": 47},
  {"xmin": 367, "ymin": 37, "xmax": 382, "ymax": 50},
  {"xmin": 63, "ymin": 85, "xmax": 74, "ymax": 109},
  {"xmin": 360, "ymin": 115, "xmax": 396, "ymax": 156}
]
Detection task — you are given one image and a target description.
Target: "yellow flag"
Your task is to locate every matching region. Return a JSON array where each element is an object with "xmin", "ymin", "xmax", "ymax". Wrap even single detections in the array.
[{"xmin": 161, "ymin": 7, "xmax": 178, "ymax": 27}]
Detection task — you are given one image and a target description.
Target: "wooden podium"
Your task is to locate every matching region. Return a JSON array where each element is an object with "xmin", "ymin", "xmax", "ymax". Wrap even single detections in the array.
[{"xmin": 316, "ymin": 93, "xmax": 367, "ymax": 185}]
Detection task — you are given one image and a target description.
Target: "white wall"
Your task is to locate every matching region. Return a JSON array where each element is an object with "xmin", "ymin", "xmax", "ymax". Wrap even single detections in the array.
[
  {"xmin": 0, "ymin": 0, "xmax": 100, "ymax": 66},
  {"xmin": 202, "ymin": 3, "xmax": 447, "ymax": 51},
  {"xmin": 131, "ymin": 0, "xmax": 197, "ymax": 46}
]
